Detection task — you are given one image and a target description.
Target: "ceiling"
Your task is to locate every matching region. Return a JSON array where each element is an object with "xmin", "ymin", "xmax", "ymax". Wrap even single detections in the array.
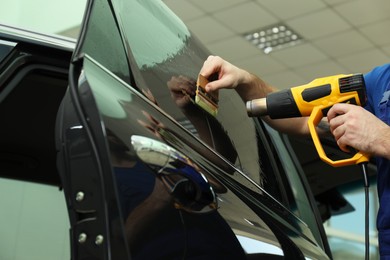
[{"xmin": 162, "ymin": 0, "xmax": 390, "ymax": 89}]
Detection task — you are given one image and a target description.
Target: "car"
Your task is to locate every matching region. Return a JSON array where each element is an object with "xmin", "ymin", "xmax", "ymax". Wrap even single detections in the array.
[{"xmin": 0, "ymin": 0, "xmax": 377, "ymax": 259}]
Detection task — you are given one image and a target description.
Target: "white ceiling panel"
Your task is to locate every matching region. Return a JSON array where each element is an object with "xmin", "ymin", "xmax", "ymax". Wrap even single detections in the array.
[
  {"xmin": 256, "ymin": 0, "xmax": 326, "ymax": 20},
  {"xmin": 163, "ymin": 0, "xmax": 205, "ymax": 21},
  {"xmin": 334, "ymin": 0, "xmax": 390, "ymax": 26},
  {"xmin": 206, "ymin": 36, "xmax": 261, "ymax": 62},
  {"xmin": 186, "ymin": 16, "xmax": 234, "ymax": 44},
  {"xmin": 359, "ymin": 19, "xmax": 390, "ymax": 46},
  {"xmin": 287, "ymin": 9, "xmax": 352, "ymax": 40},
  {"xmin": 270, "ymin": 43, "xmax": 329, "ymax": 68},
  {"xmin": 383, "ymin": 45, "xmax": 390, "ymax": 56},
  {"xmin": 336, "ymin": 49, "xmax": 390, "ymax": 73},
  {"xmin": 213, "ymin": 2, "xmax": 278, "ymax": 33},
  {"xmin": 312, "ymin": 30, "xmax": 374, "ymax": 58},
  {"xmin": 188, "ymin": 0, "xmax": 249, "ymax": 13},
  {"xmin": 161, "ymin": 0, "xmax": 390, "ymax": 89},
  {"xmin": 234, "ymin": 54, "xmax": 288, "ymax": 76},
  {"xmin": 262, "ymin": 70, "xmax": 307, "ymax": 89},
  {"xmin": 293, "ymin": 60, "xmax": 349, "ymax": 80},
  {"xmin": 321, "ymin": 0, "xmax": 354, "ymax": 5}
]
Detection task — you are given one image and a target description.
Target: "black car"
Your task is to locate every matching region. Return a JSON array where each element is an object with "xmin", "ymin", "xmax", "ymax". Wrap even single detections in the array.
[{"xmin": 0, "ymin": 0, "xmax": 376, "ymax": 259}]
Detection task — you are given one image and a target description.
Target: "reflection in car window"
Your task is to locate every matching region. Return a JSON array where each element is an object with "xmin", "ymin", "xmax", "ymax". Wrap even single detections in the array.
[
  {"xmin": 106, "ymin": 3, "xmax": 322, "ymax": 243},
  {"xmin": 83, "ymin": 56, "xmax": 285, "ymax": 258},
  {"xmin": 0, "ymin": 39, "xmax": 16, "ymax": 64},
  {"xmin": 114, "ymin": 0, "xmax": 264, "ymax": 185}
]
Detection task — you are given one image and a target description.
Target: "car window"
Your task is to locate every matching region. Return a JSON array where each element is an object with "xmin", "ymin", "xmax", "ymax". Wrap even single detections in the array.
[
  {"xmin": 0, "ymin": 39, "xmax": 16, "ymax": 63},
  {"xmin": 105, "ymin": 0, "xmax": 329, "ymax": 252},
  {"xmin": 80, "ymin": 55, "xmax": 286, "ymax": 258},
  {"xmin": 113, "ymin": 0, "xmax": 279, "ymax": 196},
  {"xmin": 78, "ymin": 0, "xmax": 131, "ymax": 83},
  {"xmin": 0, "ymin": 178, "xmax": 70, "ymax": 260},
  {"xmin": 265, "ymin": 124, "xmax": 327, "ymax": 248}
]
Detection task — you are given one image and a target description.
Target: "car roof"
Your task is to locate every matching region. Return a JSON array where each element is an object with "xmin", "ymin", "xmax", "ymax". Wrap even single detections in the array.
[{"xmin": 0, "ymin": 24, "xmax": 76, "ymax": 52}]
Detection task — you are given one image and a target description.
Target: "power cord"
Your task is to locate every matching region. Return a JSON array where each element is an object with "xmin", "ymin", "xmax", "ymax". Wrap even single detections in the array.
[{"xmin": 360, "ymin": 162, "xmax": 370, "ymax": 260}]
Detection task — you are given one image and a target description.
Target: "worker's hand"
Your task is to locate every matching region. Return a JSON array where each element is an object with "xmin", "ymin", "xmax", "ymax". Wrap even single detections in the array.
[
  {"xmin": 199, "ymin": 55, "xmax": 250, "ymax": 92},
  {"xmin": 327, "ymin": 103, "xmax": 390, "ymax": 158},
  {"xmin": 199, "ymin": 55, "xmax": 274, "ymax": 102}
]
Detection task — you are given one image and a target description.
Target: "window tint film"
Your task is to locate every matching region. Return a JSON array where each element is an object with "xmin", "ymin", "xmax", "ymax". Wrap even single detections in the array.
[
  {"xmin": 77, "ymin": 0, "xmax": 327, "ymax": 258},
  {"xmin": 78, "ymin": 0, "xmax": 131, "ymax": 83},
  {"xmin": 82, "ymin": 56, "xmax": 286, "ymax": 258},
  {"xmin": 113, "ymin": 0, "xmax": 276, "ymax": 195}
]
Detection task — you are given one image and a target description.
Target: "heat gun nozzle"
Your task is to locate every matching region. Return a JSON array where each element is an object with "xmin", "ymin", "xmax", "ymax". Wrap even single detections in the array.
[{"xmin": 246, "ymin": 98, "xmax": 268, "ymax": 117}]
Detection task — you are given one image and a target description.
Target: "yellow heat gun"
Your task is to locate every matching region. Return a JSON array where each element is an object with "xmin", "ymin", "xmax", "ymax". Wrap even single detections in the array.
[
  {"xmin": 247, "ymin": 73, "xmax": 371, "ymax": 260},
  {"xmin": 246, "ymin": 73, "xmax": 370, "ymax": 167}
]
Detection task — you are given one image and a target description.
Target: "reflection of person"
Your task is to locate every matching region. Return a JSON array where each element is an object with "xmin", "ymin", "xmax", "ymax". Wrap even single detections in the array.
[
  {"xmin": 167, "ymin": 75, "xmax": 238, "ymax": 164},
  {"xmin": 106, "ymin": 128, "xmax": 246, "ymax": 259},
  {"xmin": 199, "ymin": 55, "xmax": 390, "ymax": 258},
  {"xmin": 106, "ymin": 128, "xmax": 157, "ymax": 218}
]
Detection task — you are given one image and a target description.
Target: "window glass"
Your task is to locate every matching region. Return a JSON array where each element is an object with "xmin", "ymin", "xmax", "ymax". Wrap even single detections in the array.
[
  {"xmin": 0, "ymin": 39, "xmax": 16, "ymax": 64},
  {"xmin": 112, "ymin": 0, "xmax": 190, "ymax": 69},
  {"xmin": 107, "ymin": 0, "xmax": 321, "ymax": 241},
  {"xmin": 114, "ymin": 0, "xmax": 270, "ymax": 193},
  {"xmin": 83, "ymin": 56, "xmax": 285, "ymax": 258},
  {"xmin": 267, "ymin": 126, "xmax": 326, "ymax": 246},
  {"xmin": 324, "ymin": 179, "xmax": 379, "ymax": 259},
  {"xmin": 78, "ymin": 0, "xmax": 131, "ymax": 82}
]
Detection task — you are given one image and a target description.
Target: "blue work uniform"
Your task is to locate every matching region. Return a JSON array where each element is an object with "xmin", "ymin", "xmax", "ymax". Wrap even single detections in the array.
[{"xmin": 364, "ymin": 63, "xmax": 390, "ymax": 258}]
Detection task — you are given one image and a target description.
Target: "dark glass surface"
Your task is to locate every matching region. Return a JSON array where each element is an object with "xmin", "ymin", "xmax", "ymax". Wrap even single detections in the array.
[{"xmin": 69, "ymin": 0, "xmax": 331, "ymax": 258}]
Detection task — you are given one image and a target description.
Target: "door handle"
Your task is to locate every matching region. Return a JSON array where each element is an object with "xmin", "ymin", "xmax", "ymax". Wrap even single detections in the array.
[{"xmin": 131, "ymin": 135, "xmax": 217, "ymax": 213}]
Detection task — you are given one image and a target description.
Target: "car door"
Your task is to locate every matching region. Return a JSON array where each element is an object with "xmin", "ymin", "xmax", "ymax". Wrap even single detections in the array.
[
  {"xmin": 55, "ymin": 0, "xmax": 332, "ymax": 259},
  {"xmin": 0, "ymin": 25, "xmax": 75, "ymax": 260}
]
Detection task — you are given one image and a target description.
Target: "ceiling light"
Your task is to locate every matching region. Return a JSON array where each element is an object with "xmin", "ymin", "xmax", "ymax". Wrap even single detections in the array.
[{"xmin": 243, "ymin": 24, "xmax": 303, "ymax": 54}]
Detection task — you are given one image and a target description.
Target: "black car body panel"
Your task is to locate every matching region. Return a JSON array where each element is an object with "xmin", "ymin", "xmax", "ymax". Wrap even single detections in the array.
[{"xmin": 0, "ymin": 0, "xmax": 351, "ymax": 259}]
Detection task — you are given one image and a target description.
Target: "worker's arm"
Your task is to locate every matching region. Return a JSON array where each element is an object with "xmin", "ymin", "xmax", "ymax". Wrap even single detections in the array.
[
  {"xmin": 199, "ymin": 55, "xmax": 329, "ymax": 136},
  {"xmin": 328, "ymin": 103, "xmax": 390, "ymax": 159}
]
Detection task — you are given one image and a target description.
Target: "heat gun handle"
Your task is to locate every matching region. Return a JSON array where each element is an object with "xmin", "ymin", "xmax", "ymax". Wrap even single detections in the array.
[{"xmin": 308, "ymin": 106, "xmax": 370, "ymax": 167}]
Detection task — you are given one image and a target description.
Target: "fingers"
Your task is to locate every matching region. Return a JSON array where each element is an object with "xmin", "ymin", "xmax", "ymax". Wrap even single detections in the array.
[
  {"xmin": 205, "ymin": 74, "xmax": 234, "ymax": 92},
  {"xmin": 199, "ymin": 55, "xmax": 222, "ymax": 78},
  {"xmin": 327, "ymin": 103, "xmax": 349, "ymax": 121},
  {"xmin": 331, "ymin": 124, "xmax": 351, "ymax": 153},
  {"xmin": 327, "ymin": 103, "xmax": 364, "ymax": 153},
  {"xmin": 199, "ymin": 55, "xmax": 240, "ymax": 92}
]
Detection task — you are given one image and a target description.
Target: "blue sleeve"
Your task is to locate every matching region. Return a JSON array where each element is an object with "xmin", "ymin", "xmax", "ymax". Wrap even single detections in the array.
[{"xmin": 363, "ymin": 63, "xmax": 390, "ymax": 114}]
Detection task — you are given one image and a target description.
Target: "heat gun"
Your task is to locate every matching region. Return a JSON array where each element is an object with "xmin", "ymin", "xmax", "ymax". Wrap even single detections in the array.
[{"xmin": 246, "ymin": 73, "xmax": 370, "ymax": 167}]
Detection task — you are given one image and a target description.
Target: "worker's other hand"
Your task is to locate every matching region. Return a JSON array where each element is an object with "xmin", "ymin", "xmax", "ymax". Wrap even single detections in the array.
[
  {"xmin": 199, "ymin": 55, "xmax": 250, "ymax": 92},
  {"xmin": 327, "ymin": 103, "xmax": 389, "ymax": 158}
]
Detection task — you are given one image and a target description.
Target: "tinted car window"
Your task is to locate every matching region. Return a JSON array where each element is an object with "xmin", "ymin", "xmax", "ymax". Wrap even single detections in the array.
[
  {"xmin": 0, "ymin": 39, "xmax": 16, "ymax": 63},
  {"xmin": 113, "ymin": 0, "xmax": 280, "ymax": 197},
  {"xmin": 78, "ymin": 0, "xmax": 131, "ymax": 83},
  {"xmin": 109, "ymin": 0, "xmax": 328, "ymax": 252},
  {"xmin": 67, "ymin": 0, "xmax": 328, "ymax": 258},
  {"xmin": 81, "ymin": 55, "xmax": 286, "ymax": 258}
]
